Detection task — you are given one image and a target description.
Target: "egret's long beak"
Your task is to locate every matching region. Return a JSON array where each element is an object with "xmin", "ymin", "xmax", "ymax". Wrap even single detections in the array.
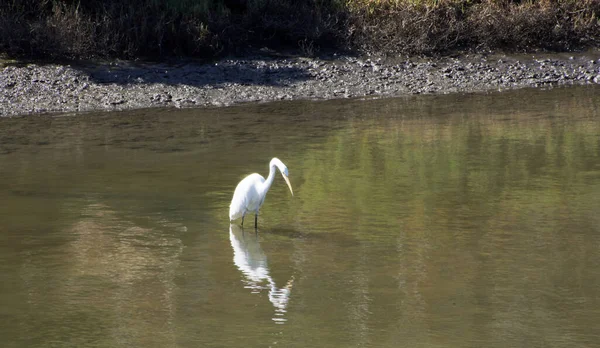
[{"xmin": 282, "ymin": 174, "xmax": 294, "ymax": 196}]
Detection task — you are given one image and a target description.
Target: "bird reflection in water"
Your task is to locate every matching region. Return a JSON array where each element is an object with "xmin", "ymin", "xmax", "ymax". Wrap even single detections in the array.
[{"xmin": 229, "ymin": 224, "xmax": 294, "ymax": 324}]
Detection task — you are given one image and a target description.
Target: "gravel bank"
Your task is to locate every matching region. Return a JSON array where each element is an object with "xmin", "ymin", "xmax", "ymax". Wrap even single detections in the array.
[{"xmin": 1, "ymin": 52, "xmax": 600, "ymax": 117}]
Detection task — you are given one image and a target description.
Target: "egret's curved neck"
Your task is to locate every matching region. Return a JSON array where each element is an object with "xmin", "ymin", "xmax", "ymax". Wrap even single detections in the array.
[{"xmin": 260, "ymin": 163, "xmax": 278, "ymax": 196}]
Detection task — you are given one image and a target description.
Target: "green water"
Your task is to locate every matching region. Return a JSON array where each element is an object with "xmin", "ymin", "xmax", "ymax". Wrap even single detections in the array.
[{"xmin": 1, "ymin": 85, "xmax": 600, "ymax": 348}]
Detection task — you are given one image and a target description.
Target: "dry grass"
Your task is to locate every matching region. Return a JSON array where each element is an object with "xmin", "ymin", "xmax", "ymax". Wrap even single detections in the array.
[
  {"xmin": 350, "ymin": 0, "xmax": 600, "ymax": 55},
  {"xmin": 0, "ymin": 0, "xmax": 598, "ymax": 60},
  {"xmin": 348, "ymin": 1, "xmax": 470, "ymax": 55}
]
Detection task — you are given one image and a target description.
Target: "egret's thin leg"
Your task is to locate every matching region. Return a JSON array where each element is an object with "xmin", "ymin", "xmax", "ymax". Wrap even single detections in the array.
[
  {"xmin": 241, "ymin": 214, "xmax": 245, "ymax": 227},
  {"xmin": 254, "ymin": 214, "xmax": 258, "ymax": 228}
]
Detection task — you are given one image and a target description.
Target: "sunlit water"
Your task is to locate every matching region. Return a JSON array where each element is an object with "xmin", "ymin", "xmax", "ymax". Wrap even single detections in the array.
[{"xmin": 1, "ymin": 85, "xmax": 600, "ymax": 347}]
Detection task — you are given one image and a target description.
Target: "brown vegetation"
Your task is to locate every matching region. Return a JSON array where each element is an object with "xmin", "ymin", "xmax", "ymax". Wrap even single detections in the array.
[
  {"xmin": 0, "ymin": 0, "xmax": 598, "ymax": 60},
  {"xmin": 351, "ymin": 0, "xmax": 600, "ymax": 55}
]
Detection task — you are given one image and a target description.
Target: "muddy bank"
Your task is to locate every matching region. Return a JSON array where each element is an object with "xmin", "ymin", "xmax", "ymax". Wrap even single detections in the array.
[{"xmin": 1, "ymin": 52, "xmax": 600, "ymax": 117}]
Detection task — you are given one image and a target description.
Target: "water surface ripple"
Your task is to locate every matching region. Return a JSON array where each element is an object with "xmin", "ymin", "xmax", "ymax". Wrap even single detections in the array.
[{"xmin": 1, "ymin": 85, "xmax": 599, "ymax": 347}]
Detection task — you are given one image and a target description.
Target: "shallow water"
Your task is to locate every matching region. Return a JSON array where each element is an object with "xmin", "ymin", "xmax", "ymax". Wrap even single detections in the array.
[{"xmin": 1, "ymin": 85, "xmax": 600, "ymax": 348}]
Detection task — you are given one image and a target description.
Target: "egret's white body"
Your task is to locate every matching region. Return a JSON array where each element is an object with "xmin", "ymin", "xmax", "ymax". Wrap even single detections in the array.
[{"xmin": 229, "ymin": 158, "xmax": 294, "ymax": 227}]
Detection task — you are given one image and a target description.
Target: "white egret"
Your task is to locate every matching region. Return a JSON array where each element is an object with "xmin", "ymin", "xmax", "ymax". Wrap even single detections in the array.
[{"xmin": 229, "ymin": 158, "xmax": 294, "ymax": 227}]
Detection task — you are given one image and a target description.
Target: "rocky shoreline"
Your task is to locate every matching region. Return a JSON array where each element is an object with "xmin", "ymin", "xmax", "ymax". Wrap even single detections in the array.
[{"xmin": 1, "ymin": 51, "xmax": 600, "ymax": 117}]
